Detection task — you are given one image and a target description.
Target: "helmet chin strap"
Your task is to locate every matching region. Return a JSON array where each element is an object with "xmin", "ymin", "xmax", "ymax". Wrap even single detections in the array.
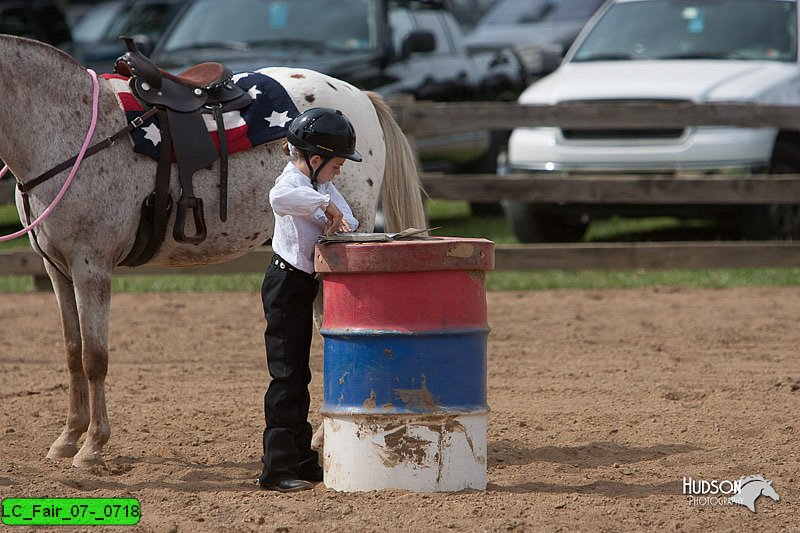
[{"xmin": 303, "ymin": 152, "xmax": 332, "ymax": 191}]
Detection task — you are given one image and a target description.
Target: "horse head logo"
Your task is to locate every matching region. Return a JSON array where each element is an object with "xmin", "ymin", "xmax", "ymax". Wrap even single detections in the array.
[{"xmin": 729, "ymin": 475, "xmax": 780, "ymax": 513}]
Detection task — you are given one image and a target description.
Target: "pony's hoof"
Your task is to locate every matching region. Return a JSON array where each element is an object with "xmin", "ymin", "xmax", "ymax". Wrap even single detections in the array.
[
  {"xmin": 72, "ymin": 451, "xmax": 105, "ymax": 468},
  {"xmin": 46, "ymin": 443, "xmax": 79, "ymax": 460}
]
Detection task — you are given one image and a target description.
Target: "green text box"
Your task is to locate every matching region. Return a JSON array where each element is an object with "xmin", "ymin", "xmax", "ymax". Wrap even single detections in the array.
[{"xmin": 1, "ymin": 498, "xmax": 140, "ymax": 526}]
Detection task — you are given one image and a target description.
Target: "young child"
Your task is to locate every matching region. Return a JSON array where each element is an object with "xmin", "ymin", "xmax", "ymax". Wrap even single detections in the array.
[{"xmin": 258, "ymin": 108, "xmax": 361, "ymax": 492}]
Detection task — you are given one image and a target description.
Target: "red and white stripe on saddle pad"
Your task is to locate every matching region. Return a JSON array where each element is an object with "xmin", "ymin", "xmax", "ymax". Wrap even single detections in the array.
[{"xmin": 102, "ymin": 72, "xmax": 299, "ymax": 161}]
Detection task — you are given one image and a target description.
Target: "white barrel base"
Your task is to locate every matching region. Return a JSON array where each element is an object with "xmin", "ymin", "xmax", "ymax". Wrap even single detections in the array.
[{"xmin": 322, "ymin": 412, "xmax": 487, "ymax": 492}]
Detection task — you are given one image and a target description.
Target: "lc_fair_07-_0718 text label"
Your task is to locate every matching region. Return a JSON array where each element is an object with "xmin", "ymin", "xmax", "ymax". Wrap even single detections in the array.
[{"xmin": 1, "ymin": 498, "xmax": 141, "ymax": 525}]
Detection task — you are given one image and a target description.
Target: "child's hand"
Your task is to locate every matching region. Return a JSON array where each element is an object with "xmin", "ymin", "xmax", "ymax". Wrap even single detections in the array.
[{"xmin": 324, "ymin": 203, "xmax": 352, "ymax": 235}]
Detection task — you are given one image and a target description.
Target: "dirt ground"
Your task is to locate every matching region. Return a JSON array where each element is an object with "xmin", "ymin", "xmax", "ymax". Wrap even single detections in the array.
[{"xmin": 0, "ymin": 287, "xmax": 798, "ymax": 532}]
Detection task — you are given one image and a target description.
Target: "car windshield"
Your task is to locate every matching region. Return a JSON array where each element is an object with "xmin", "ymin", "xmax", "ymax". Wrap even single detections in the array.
[
  {"xmin": 572, "ymin": 0, "xmax": 798, "ymax": 62},
  {"xmin": 72, "ymin": 2, "xmax": 123, "ymax": 42},
  {"xmin": 480, "ymin": 0, "xmax": 605, "ymax": 26},
  {"xmin": 161, "ymin": 0, "xmax": 379, "ymax": 53}
]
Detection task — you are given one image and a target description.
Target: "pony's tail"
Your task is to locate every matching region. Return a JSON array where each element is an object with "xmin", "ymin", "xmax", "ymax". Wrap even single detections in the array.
[{"xmin": 366, "ymin": 91, "xmax": 428, "ymax": 232}]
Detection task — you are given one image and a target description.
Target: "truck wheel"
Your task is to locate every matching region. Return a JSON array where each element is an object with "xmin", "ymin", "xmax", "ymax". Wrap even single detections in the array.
[
  {"xmin": 469, "ymin": 131, "xmax": 509, "ymax": 216},
  {"xmin": 504, "ymin": 202, "xmax": 588, "ymax": 242},
  {"xmin": 471, "ymin": 202, "xmax": 504, "ymax": 216},
  {"xmin": 738, "ymin": 140, "xmax": 800, "ymax": 239}
]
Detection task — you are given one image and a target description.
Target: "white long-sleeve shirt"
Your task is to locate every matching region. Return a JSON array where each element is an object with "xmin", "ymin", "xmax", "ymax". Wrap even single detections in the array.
[{"xmin": 269, "ymin": 162, "xmax": 359, "ymax": 274}]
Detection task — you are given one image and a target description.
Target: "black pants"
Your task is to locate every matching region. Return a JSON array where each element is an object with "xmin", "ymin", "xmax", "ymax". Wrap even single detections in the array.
[{"xmin": 258, "ymin": 255, "xmax": 321, "ymax": 485}]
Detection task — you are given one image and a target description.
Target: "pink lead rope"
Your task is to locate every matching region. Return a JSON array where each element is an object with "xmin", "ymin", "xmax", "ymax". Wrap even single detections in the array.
[{"xmin": 0, "ymin": 68, "xmax": 100, "ymax": 242}]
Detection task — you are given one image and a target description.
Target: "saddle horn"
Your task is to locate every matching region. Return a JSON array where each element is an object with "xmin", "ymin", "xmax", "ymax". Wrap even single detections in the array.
[{"xmin": 115, "ymin": 36, "xmax": 163, "ymax": 89}]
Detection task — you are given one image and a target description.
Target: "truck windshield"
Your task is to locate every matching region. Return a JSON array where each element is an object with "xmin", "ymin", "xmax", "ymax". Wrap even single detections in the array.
[
  {"xmin": 572, "ymin": 0, "xmax": 797, "ymax": 63},
  {"xmin": 480, "ymin": 0, "xmax": 604, "ymax": 26},
  {"xmin": 161, "ymin": 0, "xmax": 379, "ymax": 53}
]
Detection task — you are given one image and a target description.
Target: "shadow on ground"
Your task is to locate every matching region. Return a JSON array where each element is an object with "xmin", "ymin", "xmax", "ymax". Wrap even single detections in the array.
[
  {"xmin": 489, "ymin": 440, "xmax": 702, "ymax": 468},
  {"xmin": 488, "ymin": 479, "xmax": 683, "ymax": 497}
]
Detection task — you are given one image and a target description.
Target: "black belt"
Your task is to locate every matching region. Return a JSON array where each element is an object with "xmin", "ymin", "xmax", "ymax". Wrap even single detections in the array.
[{"xmin": 271, "ymin": 254, "xmax": 313, "ymax": 277}]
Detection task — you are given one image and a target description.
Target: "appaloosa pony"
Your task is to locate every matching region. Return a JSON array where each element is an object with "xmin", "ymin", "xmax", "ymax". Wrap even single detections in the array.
[{"xmin": 0, "ymin": 35, "xmax": 426, "ymax": 466}]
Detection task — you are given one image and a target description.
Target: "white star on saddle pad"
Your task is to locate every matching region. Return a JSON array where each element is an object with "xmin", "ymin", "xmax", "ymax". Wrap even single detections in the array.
[
  {"xmin": 231, "ymin": 72, "xmax": 251, "ymax": 83},
  {"xmin": 247, "ymin": 85, "xmax": 262, "ymax": 100},
  {"xmin": 142, "ymin": 123, "xmax": 161, "ymax": 146},
  {"xmin": 266, "ymin": 110, "xmax": 291, "ymax": 128}
]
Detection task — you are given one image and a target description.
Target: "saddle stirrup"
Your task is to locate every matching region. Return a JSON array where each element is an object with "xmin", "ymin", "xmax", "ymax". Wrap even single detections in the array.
[{"xmin": 174, "ymin": 196, "xmax": 207, "ymax": 245}]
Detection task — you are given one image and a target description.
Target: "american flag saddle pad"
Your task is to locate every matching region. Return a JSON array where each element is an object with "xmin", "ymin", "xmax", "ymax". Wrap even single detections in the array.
[{"xmin": 102, "ymin": 71, "xmax": 299, "ymax": 160}]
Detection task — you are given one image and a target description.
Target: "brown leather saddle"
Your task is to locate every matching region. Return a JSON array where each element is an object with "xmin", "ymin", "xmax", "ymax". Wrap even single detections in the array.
[{"xmin": 114, "ymin": 36, "xmax": 252, "ymax": 257}]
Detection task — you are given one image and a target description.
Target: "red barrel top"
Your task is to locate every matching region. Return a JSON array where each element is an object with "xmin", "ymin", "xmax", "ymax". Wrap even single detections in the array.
[{"xmin": 315, "ymin": 237, "xmax": 495, "ymax": 273}]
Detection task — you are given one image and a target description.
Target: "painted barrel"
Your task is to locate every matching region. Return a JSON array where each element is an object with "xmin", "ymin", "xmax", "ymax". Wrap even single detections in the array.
[{"xmin": 315, "ymin": 237, "xmax": 494, "ymax": 492}]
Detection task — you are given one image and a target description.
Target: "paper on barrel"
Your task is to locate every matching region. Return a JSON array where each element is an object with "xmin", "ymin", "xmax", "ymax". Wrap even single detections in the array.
[{"xmin": 317, "ymin": 227, "xmax": 440, "ymax": 244}]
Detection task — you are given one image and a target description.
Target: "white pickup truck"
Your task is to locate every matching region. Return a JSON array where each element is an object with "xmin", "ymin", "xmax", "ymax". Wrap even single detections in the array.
[{"xmin": 506, "ymin": 0, "xmax": 800, "ymax": 241}]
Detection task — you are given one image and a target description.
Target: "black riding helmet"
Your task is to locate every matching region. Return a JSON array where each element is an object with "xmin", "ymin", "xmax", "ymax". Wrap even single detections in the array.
[
  {"xmin": 287, "ymin": 108, "xmax": 362, "ymax": 189},
  {"xmin": 287, "ymin": 107, "xmax": 362, "ymax": 162}
]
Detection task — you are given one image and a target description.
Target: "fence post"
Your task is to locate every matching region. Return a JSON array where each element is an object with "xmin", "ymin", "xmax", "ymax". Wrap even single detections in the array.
[
  {"xmin": 33, "ymin": 274, "xmax": 52, "ymax": 292},
  {"xmin": 387, "ymin": 94, "xmax": 420, "ymax": 161}
]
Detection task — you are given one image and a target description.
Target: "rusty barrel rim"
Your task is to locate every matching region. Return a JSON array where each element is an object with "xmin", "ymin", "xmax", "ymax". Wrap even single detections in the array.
[{"xmin": 316, "ymin": 237, "xmax": 495, "ymax": 273}]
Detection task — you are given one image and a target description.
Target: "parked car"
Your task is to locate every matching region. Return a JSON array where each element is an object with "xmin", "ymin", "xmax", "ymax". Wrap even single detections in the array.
[
  {"xmin": 0, "ymin": 0, "xmax": 75, "ymax": 54},
  {"xmin": 148, "ymin": 0, "xmax": 526, "ymax": 177},
  {"xmin": 437, "ymin": 0, "xmax": 497, "ymax": 29},
  {"xmin": 71, "ymin": 0, "xmax": 187, "ymax": 73},
  {"xmin": 506, "ymin": 0, "xmax": 800, "ymax": 241},
  {"xmin": 465, "ymin": 0, "xmax": 605, "ymax": 80}
]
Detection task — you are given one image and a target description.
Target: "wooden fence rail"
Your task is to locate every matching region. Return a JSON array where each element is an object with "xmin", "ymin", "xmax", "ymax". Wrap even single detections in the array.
[
  {"xmin": 7, "ymin": 169, "xmax": 800, "ymax": 206},
  {"xmin": 4, "ymin": 241, "xmax": 800, "ymax": 291},
  {"xmin": 394, "ymin": 100, "xmax": 800, "ymax": 206},
  {"xmin": 5, "ymin": 100, "xmax": 800, "ymax": 206},
  {"xmin": 390, "ymin": 100, "xmax": 800, "ymax": 136},
  {"xmin": 420, "ymin": 173, "xmax": 800, "ymax": 203},
  {"xmin": 5, "ymin": 100, "xmax": 800, "ymax": 289}
]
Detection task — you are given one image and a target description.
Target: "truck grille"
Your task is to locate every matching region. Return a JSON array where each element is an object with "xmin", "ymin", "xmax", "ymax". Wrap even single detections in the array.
[
  {"xmin": 559, "ymin": 99, "xmax": 690, "ymax": 140},
  {"xmin": 561, "ymin": 128, "xmax": 685, "ymax": 139}
]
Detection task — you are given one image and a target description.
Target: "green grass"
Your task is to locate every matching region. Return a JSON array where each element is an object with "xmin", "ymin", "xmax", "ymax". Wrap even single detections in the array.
[
  {"xmin": 0, "ymin": 204, "xmax": 27, "ymax": 250},
  {"xmin": 426, "ymin": 199, "xmax": 800, "ymax": 290},
  {"xmin": 425, "ymin": 199, "xmax": 736, "ymax": 243},
  {"xmin": 111, "ymin": 274, "xmax": 264, "ymax": 293},
  {"xmin": 0, "ymin": 204, "xmax": 18, "ymax": 226},
  {"xmin": 429, "ymin": 207, "xmax": 516, "ymax": 243},
  {"xmin": 0, "ymin": 275, "xmax": 33, "ymax": 292},
  {"xmin": 485, "ymin": 267, "xmax": 800, "ymax": 290},
  {"xmin": 2, "ymin": 199, "xmax": 800, "ymax": 292}
]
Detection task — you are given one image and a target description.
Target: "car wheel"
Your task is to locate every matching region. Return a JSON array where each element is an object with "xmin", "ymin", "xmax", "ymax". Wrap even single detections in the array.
[
  {"xmin": 738, "ymin": 140, "xmax": 800, "ymax": 239},
  {"xmin": 504, "ymin": 202, "xmax": 589, "ymax": 242}
]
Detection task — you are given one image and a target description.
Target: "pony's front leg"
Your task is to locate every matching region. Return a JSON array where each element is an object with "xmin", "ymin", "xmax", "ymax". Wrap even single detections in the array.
[
  {"xmin": 71, "ymin": 264, "xmax": 112, "ymax": 467},
  {"xmin": 46, "ymin": 264, "xmax": 89, "ymax": 460}
]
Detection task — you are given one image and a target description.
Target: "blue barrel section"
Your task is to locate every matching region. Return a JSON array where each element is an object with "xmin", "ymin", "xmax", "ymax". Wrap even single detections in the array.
[{"xmin": 322, "ymin": 329, "xmax": 488, "ymax": 414}]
